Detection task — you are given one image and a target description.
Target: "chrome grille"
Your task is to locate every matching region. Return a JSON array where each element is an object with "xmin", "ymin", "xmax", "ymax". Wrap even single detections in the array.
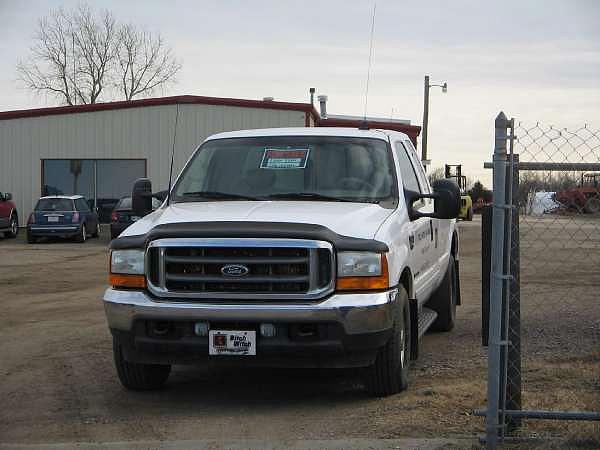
[{"xmin": 146, "ymin": 238, "xmax": 334, "ymax": 300}]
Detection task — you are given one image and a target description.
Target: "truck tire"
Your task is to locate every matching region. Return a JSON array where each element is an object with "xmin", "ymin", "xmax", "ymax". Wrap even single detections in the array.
[
  {"xmin": 428, "ymin": 254, "xmax": 457, "ymax": 332},
  {"xmin": 363, "ymin": 287, "xmax": 410, "ymax": 397},
  {"xmin": 584, "ymin": 196, "xmax": 600, "ymax": 214},
  {"xmin": 113, "ymin": 337, "xmax": 171, "ymax": 390},
  {"xmin": 27, "ymin": 232, "xmax": 37, "ymax": 244}
]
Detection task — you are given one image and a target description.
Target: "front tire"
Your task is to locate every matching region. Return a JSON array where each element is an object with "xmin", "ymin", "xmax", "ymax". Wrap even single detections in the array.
[
  {"xmin": 27, "ymin": 231, "xmax": 36, "ymax": 244},
  {"xmin": 6, "ymin": 215, "xmax": 18, "ymax": 238},
  {"xmin": 428, "ymin": 254, "xmax": 457, "ymax": 332},
  {"xmin": 113, "ymin": 337, "xmax": 171, "ymax": 390},
  {"xmin": 364, "ymin": 287, "xmax": 410, "ymax": 397}
]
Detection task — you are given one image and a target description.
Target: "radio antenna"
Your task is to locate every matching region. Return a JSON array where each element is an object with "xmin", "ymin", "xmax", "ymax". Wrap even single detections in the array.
[
  {"xmin": 166, "ymin": 102, "xmax": 180, "ymax": 205},
  {"xmin": 362, "ymin": 2, "xmax": 377, "ymax": 123}
]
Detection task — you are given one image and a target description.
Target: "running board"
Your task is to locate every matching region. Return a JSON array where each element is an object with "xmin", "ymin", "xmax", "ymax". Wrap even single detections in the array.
[
  {"xmin": 418, "ymin": 307, "xmax": 438, "ymax": 338},
  {"xmin": 409, "ymin": 299, "xmax": 438, "ymax": 361}
]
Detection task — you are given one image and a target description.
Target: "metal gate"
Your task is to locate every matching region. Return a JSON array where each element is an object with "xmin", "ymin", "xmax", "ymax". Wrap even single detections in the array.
[{"xmin": 478, "ymin": 112, "xmax": 600, "ymax": 449}]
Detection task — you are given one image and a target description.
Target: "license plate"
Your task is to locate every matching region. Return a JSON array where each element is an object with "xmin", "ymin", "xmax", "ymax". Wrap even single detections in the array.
[
  {"xmin": 47, "ymin": 216, "xmax": 59, "ymax": 223},
  {"xmin": 131, "ymin": 216, "xmax": 141, "ymax": 222},
  {"xmin": 209, "ymin": 330, "xmax": 256, "ymax": 356}
]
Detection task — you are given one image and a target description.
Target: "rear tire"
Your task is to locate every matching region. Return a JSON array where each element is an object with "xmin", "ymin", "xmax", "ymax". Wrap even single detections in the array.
[
  {"xmin": 428, "ymin": 254, "xmax": 457, "ymax": 332},
  {"xmin": 6, "ymin": 215, "xmax": 18, "ymax": 238},
  {"xmin": 584, "ymin": 196, "xmax": 600, "ymax": 214},
  {"xmin": 77, "ymin": 224, "xmax": 86, "ymax": 243},
  {"xmin": 363, "ymin": 287, "xmax": 410, "ymax": 397},
  {"xmin": 27, "ymin": 231, "xmax": 36, "ymax": 244},
  {"xmin": 113, "ymin": 337, "xmax": 171, "ymax": 390},
  {"xmin": 91, "ymin": 222, "xmax": 100, "ymax": 238}
]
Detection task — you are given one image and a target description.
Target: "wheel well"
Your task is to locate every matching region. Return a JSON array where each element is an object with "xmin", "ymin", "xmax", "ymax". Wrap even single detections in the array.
[{"xmin": 399, "ymin": 267, "xmax": 413, "ymax": 299}]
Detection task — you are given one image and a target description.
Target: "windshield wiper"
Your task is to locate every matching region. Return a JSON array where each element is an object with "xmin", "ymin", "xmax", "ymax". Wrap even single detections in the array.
[
  {"xmin": 179, "ymin": 191, "xmax": 264, "ymax": 201},
  {"xmin": 266, "ymin": 192, "xmax": 358, "ymax": 202}
]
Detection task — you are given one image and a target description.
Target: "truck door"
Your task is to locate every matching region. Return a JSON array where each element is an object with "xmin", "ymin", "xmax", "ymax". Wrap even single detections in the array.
[{"xmin": 394, "ymin": 142, "xmax": 437, "ymax": 304}]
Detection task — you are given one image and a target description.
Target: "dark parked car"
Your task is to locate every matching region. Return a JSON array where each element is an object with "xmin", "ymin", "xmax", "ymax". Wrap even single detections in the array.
[
  {"xmin": 27, "ymin": 195, "xmax": 100, "ymax": 243},
  {"xmin": 0, "ymin": 191, "xmax": 18, "ymax": 238},
  {"xmin": 110, "ymin": 196, "xmax": 161, "ymax": 239}
]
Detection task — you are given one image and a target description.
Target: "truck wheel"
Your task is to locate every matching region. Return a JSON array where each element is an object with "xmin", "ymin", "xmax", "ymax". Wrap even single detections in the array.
[
  {"xmin": 113, "ymin": 337, "xmax": 171, "ymax": 390},
  {"xmin": 466, "ymin": 207, "xmax": 474, "ymax": 221},
  {"xmin": 27, "ymin": 231, "xmax": 36, "ymax": 244},
  {"xmin": 428, "ymin": 254, "xmax": 457, "ymax": 332},
  {"xmin": 6, "ymin": 214, "xmax": 18, "ymax": 238},
  {"xmin": 584, "ymin": 196, "xmax": 600, "ymax": 214},
  {"xmin": 77, "ymin": 224, "xmax": 86, "ymax": 243},
  {"xmin": 364, "ymin": 287, "xmax": 410, "ymax": 397}
]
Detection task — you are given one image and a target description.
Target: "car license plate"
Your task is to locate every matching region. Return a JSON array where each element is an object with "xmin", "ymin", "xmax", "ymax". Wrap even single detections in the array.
[
  {"xmin": 131, "ymin": 216, "xmax": 141, "ymax": 222},
  {"xmin": 47, "ymin": 216, "xmax": 59, "ymax": 223},
  {"xmin": 209, "ymin": 330, "xmax": 256, "ymax": 356}
]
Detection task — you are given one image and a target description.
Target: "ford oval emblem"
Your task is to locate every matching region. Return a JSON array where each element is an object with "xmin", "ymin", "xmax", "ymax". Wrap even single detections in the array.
[{"xmin": 221, "ymin": 264, "xmax": 249, "ymax": 277}]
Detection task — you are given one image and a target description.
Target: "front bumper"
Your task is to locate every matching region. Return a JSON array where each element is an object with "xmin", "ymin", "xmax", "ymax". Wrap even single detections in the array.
[{"xmin": 103, "ymin": 288, "xmax": 397, "ymax": 368}]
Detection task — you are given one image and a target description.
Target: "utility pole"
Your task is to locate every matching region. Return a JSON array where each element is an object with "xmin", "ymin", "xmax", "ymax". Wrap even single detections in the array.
[
  {"xmin": 422, "ymin": 75, "xmax": 430, "ymax": 167},
  {"xmin": 421, "ymin": 75, "xmax": 447, "ymax": 170}
]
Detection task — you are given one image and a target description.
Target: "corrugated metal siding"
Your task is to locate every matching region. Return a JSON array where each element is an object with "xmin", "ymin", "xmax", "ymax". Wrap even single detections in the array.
[{"xmin": 0, "ymin": 104, "xmax": 306, "ymax": 222}]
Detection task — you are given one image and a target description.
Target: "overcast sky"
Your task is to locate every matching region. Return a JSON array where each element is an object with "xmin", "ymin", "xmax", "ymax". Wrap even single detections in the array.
[{"xmin": 1, "ymin": 0, "xmax": 599, "ymax": 184}]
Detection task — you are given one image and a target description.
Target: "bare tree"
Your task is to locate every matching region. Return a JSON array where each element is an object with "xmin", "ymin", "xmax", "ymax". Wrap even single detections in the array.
[
  {"xmin": 17, "ymin": 3, "xmax": 181, "ymax": 105},
  {"xmin": 427, "ymin": 166, "xmax": 445, "ymax": 185},
  {"xmin": 116, "ymin": 24, "xmax": 181, "ymax": 100}
]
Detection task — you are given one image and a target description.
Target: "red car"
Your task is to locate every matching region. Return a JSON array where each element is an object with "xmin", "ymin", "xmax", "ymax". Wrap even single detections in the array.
[{"xmin": 0, "ymin": 191, "xmax": 19, "ymax": 238}]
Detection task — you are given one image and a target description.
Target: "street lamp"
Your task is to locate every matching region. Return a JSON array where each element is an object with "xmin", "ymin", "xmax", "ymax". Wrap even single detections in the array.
[{"xmin": 421, "ymin": 75, "xmax": 447, "ymax": 170}]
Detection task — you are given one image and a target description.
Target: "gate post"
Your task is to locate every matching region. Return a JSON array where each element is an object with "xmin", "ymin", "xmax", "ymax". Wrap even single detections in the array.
[{"xmin": 486, "ymin": 112, "xmax": 510, "ymax": 449}]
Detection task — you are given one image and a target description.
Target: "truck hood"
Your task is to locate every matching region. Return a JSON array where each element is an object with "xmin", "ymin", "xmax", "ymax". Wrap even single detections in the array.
[{"xmin": 123, "ymin": 201, "xmax": 394, "ymax": 240}]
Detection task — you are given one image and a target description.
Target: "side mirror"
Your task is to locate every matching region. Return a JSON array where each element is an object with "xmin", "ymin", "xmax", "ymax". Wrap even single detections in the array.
[
  {"xmin": 408, "ymin": 179, "xmax": 461, "ymax": 220},
  {"xmin": 4, "ymin": 193, "xmax": 12, "ymax": 201},
  {"xmin": 132, "ymin": 178, "xmax": 153, "ymax": 217}
]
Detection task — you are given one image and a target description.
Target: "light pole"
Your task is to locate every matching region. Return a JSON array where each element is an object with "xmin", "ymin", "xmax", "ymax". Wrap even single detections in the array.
[{"xmin": 421, "ymin": 75, "xmax": 447, "ymax": 170}]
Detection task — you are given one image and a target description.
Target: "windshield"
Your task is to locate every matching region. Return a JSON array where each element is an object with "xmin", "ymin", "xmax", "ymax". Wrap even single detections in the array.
[
  {"xmin": 35, "ymin": 198, "xmax": 74, "ymax": 211},
  {"xmin": 172, "ymin": 136, "xmax": 397, "ymax": 205}
]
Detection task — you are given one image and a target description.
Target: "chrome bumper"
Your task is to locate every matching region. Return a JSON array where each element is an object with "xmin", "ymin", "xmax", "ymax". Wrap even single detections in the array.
[{"xmin": 102, "ymin": 288, "xmax": 397, "ymax": 335}]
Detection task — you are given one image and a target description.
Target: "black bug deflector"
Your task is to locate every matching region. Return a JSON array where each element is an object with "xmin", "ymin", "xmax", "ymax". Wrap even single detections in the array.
[{"xmin": 109, "ymin": 221, "xmax": 389, "ymax": 253}]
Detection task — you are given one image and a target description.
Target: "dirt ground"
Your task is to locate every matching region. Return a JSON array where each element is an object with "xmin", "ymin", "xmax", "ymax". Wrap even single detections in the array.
[{"xmin": 0, "ymin": 217, "xmax": 598, "ymax": 448}]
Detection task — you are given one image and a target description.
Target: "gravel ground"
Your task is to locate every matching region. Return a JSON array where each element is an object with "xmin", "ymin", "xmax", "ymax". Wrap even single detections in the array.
[{"xmin": 0, "ymin": 217, "xmax": 598, "ymax": 448}]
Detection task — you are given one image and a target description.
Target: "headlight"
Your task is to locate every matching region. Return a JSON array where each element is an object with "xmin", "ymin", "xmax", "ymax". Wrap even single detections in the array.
[
  {"xmin": 337, "ymin": 252, "xmax": 382, "ymax": 277},
  {"xmin": 110, "ymin": 249, "xmax": 146, "ymax": 289},
  {"xmin": 111, "ymin": 250, "xmax": 145, "ymax": 274},
  {"xmin": 336, "ymin": 252, "xmax": 389, "ymax": 291}
]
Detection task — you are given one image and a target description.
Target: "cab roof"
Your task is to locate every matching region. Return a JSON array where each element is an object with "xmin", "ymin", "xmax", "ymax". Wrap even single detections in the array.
[{"xmin": 205, "ymin": 127, "xmax": 410, "ymax": 142}]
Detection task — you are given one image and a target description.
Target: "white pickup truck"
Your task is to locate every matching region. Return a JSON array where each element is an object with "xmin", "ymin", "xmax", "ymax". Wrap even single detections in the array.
[{"xmin": 104, "ymin": 127, "xmax": 461, "ymax": 396}]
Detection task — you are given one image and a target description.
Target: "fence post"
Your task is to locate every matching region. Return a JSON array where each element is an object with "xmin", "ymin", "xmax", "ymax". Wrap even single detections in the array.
[{"xmin": 486, "ymin": 112, "xmax": 510, "ymax": 449}]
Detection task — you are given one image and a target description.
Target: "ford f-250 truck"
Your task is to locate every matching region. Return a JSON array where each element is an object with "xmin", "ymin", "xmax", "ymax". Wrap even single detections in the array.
[{"xmin": 104, "ymin": 127, "xmax": 461, "ymax": 396}]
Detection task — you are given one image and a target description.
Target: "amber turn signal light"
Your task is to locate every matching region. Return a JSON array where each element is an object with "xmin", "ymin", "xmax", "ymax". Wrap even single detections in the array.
[
  {"xmin": 336, "ymin": 254, "xmax": 389, "ymax": 291},
  {"xmin": 109, "ymin": 273, "xmax": 146, "ymax": 289}
]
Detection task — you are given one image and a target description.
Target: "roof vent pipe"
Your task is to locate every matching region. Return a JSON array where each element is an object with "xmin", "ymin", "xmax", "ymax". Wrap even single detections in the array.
[
  {"xmin": 309, "ymin": 87, "xmax": 316, "ymax": 107},
  {"xmin": 318, "ymin": 95, "xmax": 328, "ymax": 119}
]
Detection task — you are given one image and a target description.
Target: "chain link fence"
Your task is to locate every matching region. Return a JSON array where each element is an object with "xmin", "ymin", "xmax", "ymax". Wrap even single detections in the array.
[{"xmin": 480, "ymin": 113, "xmax": 600, "ymax": 448}]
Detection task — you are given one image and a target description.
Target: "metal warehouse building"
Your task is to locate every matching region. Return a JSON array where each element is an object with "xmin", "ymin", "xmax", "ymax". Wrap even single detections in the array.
[{"xmin": 0, "ymin": 94, "xmax": 420, "ymax": 224}]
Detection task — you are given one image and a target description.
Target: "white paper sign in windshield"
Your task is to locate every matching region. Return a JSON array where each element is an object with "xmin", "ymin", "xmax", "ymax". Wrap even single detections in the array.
[{"xmin": 260, "ymin": 148, "xmax": 310, "ymax": 169}]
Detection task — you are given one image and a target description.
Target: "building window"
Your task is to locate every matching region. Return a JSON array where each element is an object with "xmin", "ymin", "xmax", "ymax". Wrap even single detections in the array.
[{"xmin": 42, "ymin": 159, "xmax": 146, "ymax": 223}]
